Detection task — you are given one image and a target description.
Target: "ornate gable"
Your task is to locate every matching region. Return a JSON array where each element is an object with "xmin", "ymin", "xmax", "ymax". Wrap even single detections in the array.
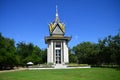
[{"xmin": 52, "ymin": 24, "xmax": 64, "ymax": 35}]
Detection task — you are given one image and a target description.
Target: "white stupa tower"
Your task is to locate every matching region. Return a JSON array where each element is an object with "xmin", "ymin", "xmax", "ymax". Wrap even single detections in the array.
[{"xmin": 45, "ymin": 5, "xmax": 71, "ymax": 68}]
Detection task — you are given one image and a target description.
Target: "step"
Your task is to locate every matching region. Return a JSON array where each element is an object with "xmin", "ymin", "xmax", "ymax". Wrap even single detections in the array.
[{"xmin": 54, "ymin": 64, "xmax": 67, "ymax": 68}]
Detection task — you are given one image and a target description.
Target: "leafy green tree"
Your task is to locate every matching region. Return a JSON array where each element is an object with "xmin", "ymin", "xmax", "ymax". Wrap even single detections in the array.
[
  {"xmin": 0, "ymin": 33, "xmax": 17, "ymax": 69},
  {"xmin": 69, "ymin": 48, "xmax": 77, "ymax": 63},
  {"xmin": 16, "ymin": 42, "xmax": 43, "ymax": 65},
  {"xmin": 73, "ymin": 42, "xmax": 99, "ymax": 65},
  {"xmin": 112, "ymin": 34, "xmax": 120, "ymax": 66},
  {"xmin": 41, "ymin": 49, "xmax": 47, "ymax": 64},
  {"xmin": 98, "ymin": 38, "xmax": 112, "ymax": 64},
  {"xmin": 98, "ymin": 33, "xmax": 120, "ymax": 66}
]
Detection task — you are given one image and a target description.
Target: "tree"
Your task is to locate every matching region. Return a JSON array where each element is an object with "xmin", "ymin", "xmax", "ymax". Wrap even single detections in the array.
[
  {"xmin": 0, "ymin": 33, "xmax": 17, "ymax": 69},
  {"xmin": 73, "ymin": 42, "xmax": 99, "ymax": 65},
  {"xmin": 16, "ymin": 42, "xmax": 43, "ymax": 66},
  {"xmin": 41, "ymin": 49, "xmax": 47, "ymax": 64},
  {"xmin": 69, "ymin": 48, "xmax": 77, "ymax": 63},
  {"xmin": 112, "ymin": 34, "xmax": 120, "ymax": 66},
  {"xmin": 98, "ymin": 33, "xmax": 120, "ymax": 66}
]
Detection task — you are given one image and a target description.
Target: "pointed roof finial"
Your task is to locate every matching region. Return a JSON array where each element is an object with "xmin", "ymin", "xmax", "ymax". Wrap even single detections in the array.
[
  {"xmin": 55, "ymin": 5, "xmax": 59, "ymax": 22},
  {"xmin": 56, "ymin": 5, "xmax": 58, "ymax": 17}
]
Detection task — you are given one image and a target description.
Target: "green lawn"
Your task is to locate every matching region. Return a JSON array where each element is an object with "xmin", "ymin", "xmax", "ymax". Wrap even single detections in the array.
[{"xmin": 0, "ymin": 68, "xmax": 120, "ymax": 80}]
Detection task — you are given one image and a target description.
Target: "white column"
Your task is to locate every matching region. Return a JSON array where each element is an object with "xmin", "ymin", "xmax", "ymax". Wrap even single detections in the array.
[
  {"xmin": 51, "ymin": 41, "xmax": 53, "ymax": 63},
  {"xmin": 47, "ymin": 45, "xmax": 49, "ymax": 64},
  {"xmin": 61, "ymin": 42, "xmax": 63, "ymax": 64},
  {"xmin": 53, "ymin": 41, "xmax": 56, "ymax": 64},
  {"xmin": 63, "ymin": 41, "xmax": 69, "ymax": 63},
  {"xmin": 47, "ymin": 41, "xmax": 54, "ymax": 64}
]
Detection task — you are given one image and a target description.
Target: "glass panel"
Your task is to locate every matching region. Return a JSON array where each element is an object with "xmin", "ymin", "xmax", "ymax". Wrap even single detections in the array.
[{"xmin": 55, "ymin": 49, "xmax": 61, "ymax": 64}]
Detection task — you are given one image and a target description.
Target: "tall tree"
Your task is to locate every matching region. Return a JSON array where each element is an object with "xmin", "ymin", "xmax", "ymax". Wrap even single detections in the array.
[
  {"xmin": 73, "ymin": 42, "xmax": 99, "ymax": 64},
  {"xmin": 16, "ymin": 42, "xmax": 43, "ymax": 65},
  {"xmin": 0, "ymin": 33, "xmax": 17, "ymax": 69},
  {"xmin": 40, "ymin": 49, "xmax": 47, "ymax": 64},
  {"xmin": 69, "ymin": 48, "xmax": 77, "ymax": 63}
]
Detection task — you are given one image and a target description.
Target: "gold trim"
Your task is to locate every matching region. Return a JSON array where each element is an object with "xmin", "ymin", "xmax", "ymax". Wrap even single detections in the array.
[
  {"xmin": 49, "ymin": 23, "xmax": 65, "ymax": 33},
  {"xmin": 49, "ymin": 24, "xmax": 55, "ymax": 33},
  {"xmin": 59, "ymin": 23, "xmax": 65, "ymax": 32}
]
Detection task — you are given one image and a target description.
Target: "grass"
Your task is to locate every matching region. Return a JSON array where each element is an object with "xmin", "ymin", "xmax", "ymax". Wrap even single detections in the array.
[{"xmin": 0, "ymin": 68, "xmax": 120, "ymax": 80}]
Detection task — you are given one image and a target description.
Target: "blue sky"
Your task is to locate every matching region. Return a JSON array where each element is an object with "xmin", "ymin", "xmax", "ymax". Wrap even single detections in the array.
[{"xmin": 0, "ymin": 0, "xmax": 120, "ymax": 49}]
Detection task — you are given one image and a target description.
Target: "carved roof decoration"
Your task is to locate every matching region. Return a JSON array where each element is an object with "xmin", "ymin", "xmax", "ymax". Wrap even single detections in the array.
[{"xmin": 49, "ymin": 5, "xmax": 65, "ymax": 35}]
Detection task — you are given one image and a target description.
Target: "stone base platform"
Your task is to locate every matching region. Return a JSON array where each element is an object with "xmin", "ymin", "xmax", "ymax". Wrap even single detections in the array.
[
  {"xmin": 54, "ymin": 64, "xmax": 67, "ymax": 68},
  {"xmin": 28, "ymin": 65, "xmax": 91, "ymax": 70}
]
